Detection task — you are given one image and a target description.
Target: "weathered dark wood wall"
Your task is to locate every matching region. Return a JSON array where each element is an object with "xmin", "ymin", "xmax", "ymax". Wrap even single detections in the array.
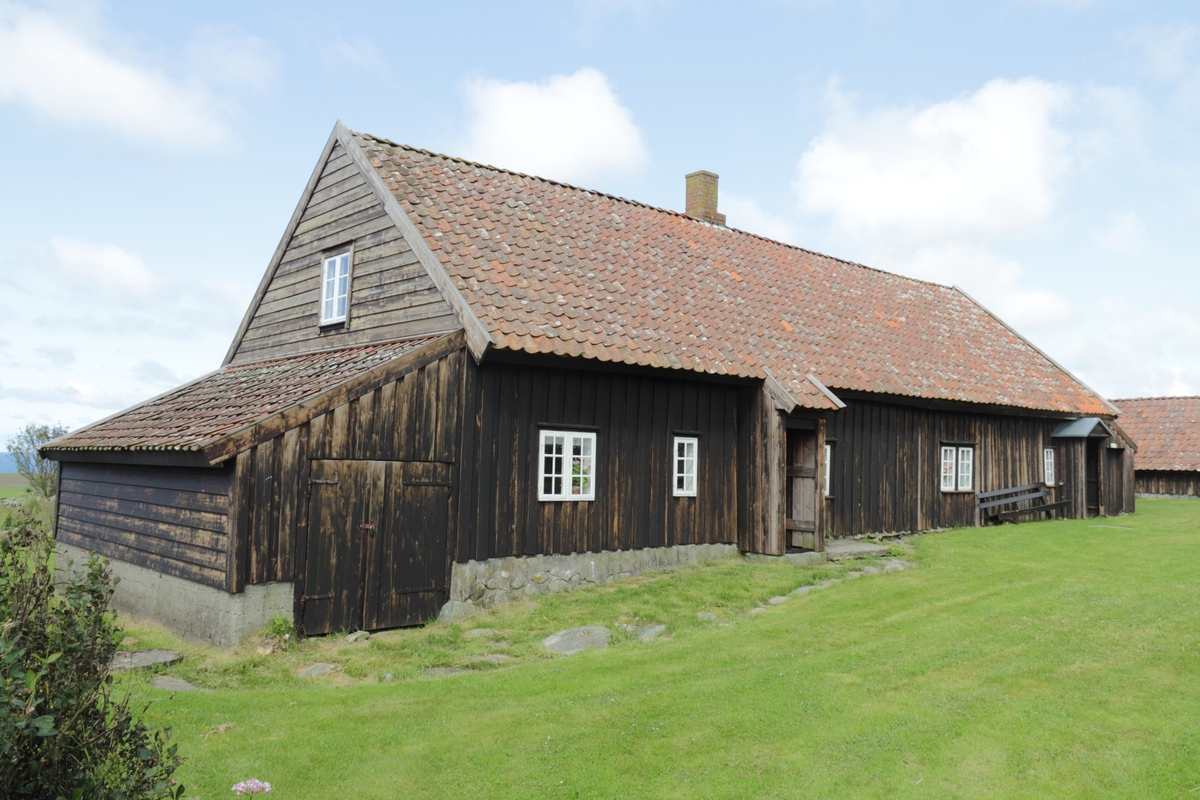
[
  {"xmin": 229, "ymin": 348, "xmax": 464, "ymax": 591},
  {"xmin": 455, "ymin": 360, "xmax": 744, "ymax": 562},
  {"xmin": 1136, "ymin": 470, "xmax": 1200, "ymax": 497},
  {"xmin": 55, "ymin": 463, "xmax": 232, "ymax": 589},
  {"xmin": 229, "ymin": 141, "xmax": 457, "ymax": 365},
  {"xmin": 822, "ymin": 399, "xmax": 1069, "ymax": 535}
]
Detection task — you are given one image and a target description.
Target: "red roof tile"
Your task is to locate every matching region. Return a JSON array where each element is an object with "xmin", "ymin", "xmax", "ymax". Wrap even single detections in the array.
[
  {"xmin": 1110, "ymin": 397, "xmax": 1200, "ymax": 471},
  {"xmin": 46, "ymin": 338, "xmax": 439, "ymax": 452},
  {"xmin": 355, "ymin": 133, "xmax": 1114, "ymax": 416}
]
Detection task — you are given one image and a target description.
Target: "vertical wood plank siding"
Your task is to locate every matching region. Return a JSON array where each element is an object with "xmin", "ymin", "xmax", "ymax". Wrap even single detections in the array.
[
  {"xmin": 455, "ymin": 361, "xmax": 744, "ymax": 562},
  {"xmin": 232, "ymin": 349, "xmax": 465, "ymax": 588},
  {"xmin": 229, "ymin": 142, "xmax": 458, "ymax": 364},
  {"xmin": 56, "ymin": 463, "xmax": 232, "ymax": 589},
  {"xmin": 1136, "ymin": 470, "xmax": 1200, "ymax": 496}
]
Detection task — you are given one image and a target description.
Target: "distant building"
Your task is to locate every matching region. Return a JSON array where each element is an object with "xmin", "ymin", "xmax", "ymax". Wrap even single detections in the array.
[{"xmin": 1110, "ymin": 396, "xmax": 1200, "ymax": 497}]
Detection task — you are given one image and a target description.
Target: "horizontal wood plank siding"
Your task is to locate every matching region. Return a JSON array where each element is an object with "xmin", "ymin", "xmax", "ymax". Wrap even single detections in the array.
[
  {"xmin": 55, "ymin": 462, "xmax": 232, "ymax": 588},
  {"xmin": 456, "ymin": 360, "xmax": 743, "ymax": 562},
  {"xmin": 230, "ymin": 141, "xmax": 459, "ymax": 364}
]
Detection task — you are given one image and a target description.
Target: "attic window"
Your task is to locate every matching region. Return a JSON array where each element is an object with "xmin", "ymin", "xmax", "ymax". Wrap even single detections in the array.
[{"xmin": 320, "ymin": 252, "xmax": 351, "ymax": 325}]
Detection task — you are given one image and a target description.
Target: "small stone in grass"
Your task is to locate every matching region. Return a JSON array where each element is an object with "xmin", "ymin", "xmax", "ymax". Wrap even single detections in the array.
[
  {"xmin": 346, "ymin": 630, "xmax": 370, "ymax": 643},
  {"xmin": 635, "ymin": 624, "xmax": 666, "ymax": 642},
  {"xmin": 471, "ymin": 653, "xmax": 511, "ymax": 663},
  {"xmin": 151, "ymin": 677, "xmax": 198, "ymax": 692},
  {"xmin": 768, "ymin": 596, "xmax": 789, "ymax": 605},
  {"xmin": 297, "ymin": 662, "xmax": 336, "ymax": 678},
  {"xmin": 543, "ymin": 625, "xmax": 610, "ymax": 655},
  {"xmin": 861, "ymin": 566, "xmax": 881, "ymax": 574},
  {"xmin": 749, "ymin": 607, "xmax": 767, "ymax": 616},
  {"xmin": 423, "ymin": 667, "xmax": 469, "ymax": 677},
  {"xmin": 790, "ymin": 585, "xmax": 815, "ymax": 596},
  {"xmin": 382, "ymin": 673, "xmax": 395, "ymax": 683},
  {"xmin": 697, "ymin": 611, "xmax": 719, "ymax": 621}
]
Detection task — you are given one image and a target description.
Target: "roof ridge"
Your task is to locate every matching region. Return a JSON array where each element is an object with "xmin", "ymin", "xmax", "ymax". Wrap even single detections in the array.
[
  {"xmin": 351, "ymin": 131, "xmax": 955, "ymax": 293},
  {"xmin": 1110, "ymin": 395, "xmax": 1200, "ymax": 402},
  {"xmin": 227, "ymin": 335, "xmax": 439, "ymax": 370}
]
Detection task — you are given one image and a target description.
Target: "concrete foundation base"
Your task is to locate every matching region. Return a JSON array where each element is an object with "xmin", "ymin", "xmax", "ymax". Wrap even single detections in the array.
[
  {"xmin": 56, "ymin": 542, "xmax": 293, "ymax": 649},
  {"xmin": 442, "ymin": 543, "xmax": 738, "ymax": 620}
]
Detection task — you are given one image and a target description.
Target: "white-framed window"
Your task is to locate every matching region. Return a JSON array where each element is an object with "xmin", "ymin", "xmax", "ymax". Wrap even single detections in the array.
[
  {"xmin": 673, "ymin": 437, "xmax": 697, "ymax": 497},
  {"xmin": 824, "ymin": 443, "xmax": 833, "ymax": 497},
  {"xmin": 1043, "ymin": 447, "xmax": 1055, "ymax": 485},
  {"xmin": 538, "ymin": 430, "xmax": 596, "ymax": 501},
  {"xmin": 320, "ymin": 251, "xmax": 351, "ymax": 324},
  {"xmin": 940, "ymin": 445, "xmax": 975, "ymax": 492}
]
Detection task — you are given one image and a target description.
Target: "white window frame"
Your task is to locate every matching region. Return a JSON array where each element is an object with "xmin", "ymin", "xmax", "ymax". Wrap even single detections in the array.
[
  {"xmin": 538, "ymin": 430, "xmax": 596, "ymax": 501},
  {"xmin": 823, "ymin": 443, "xmax": 833, "ymax": 497},
  {"xmin": 940, "ymin": 445, "xmax": 975, "ymax": 493},
  {"xmin": 673, "ymin": 437, "xmax": 697, "ymax": 497},
  {"xmin": 1043, "ymin": 447, "xmax": 1056, "ymax": 485},
  {"xmin": 320, "ymin": 251, "xmax": 352, "ymax": 325}
]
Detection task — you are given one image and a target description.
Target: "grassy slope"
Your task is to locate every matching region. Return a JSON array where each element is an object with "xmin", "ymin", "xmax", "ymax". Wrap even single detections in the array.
[
  {"xmin": 134, "ymin": 499, "xmax": 1200, "ymax": 799},
  {"xmin": 0, "ymin": 473, "xmax": 30, "ymax": 499}
]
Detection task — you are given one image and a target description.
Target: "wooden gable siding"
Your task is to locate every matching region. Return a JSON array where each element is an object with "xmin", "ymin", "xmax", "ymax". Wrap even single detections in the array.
[
  {"xmin": 55, "ymin": 463, "xmax": 232, "ymax": 589},
  {"xmin": 823, "ymin": 399, "xmax": 1068, "ymax": 535},
  {"xmin": 455, "ymin": 360, "xmax": 743, "ymax": 563},
  {"xmin": 1135, "ymin": 470, "xmax": 1199, "ymax": 497},
  {"xmin": 230, "ymin": 142, "xmax": 459, "ymax": 365},
  {"xmin": 230, "ymin": 348, "xmax": 465, "ymax": 589}
]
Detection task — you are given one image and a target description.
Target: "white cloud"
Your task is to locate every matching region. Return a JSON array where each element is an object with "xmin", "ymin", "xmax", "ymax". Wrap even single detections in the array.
[
  {"xmin": 796, "ymin": 78, "xmax": 1070, "ymax": 242},
  {"xmin": 0, "ymin": 2, "xmax": 230, "ymax": 147},
  {"xmin": 460, "ymin": 67, "xmax": 648, "ymax": 184},
  {"xmin": 720, "ymin": 192, "xmax": 798, "ymax": 244},
  {"xmin": 48, "ymin": 237, "xmax": 163, "ymax": 295},
  {"xmin": 321, "ymin": 36, "xmax": 385, "ymax": 72}
]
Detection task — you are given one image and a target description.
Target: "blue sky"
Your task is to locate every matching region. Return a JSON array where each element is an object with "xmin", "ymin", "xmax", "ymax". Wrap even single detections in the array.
[{"xmin": 2, "ymin": 0, "xmax": 1199, "ymax": 442}]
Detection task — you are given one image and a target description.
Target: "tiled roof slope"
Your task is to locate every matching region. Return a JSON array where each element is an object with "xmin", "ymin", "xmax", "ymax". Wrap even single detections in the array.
[
  {"xmin": 355, "ymin": 132, "xmax": 1114, "ymax": 416},
  {"xmin": 46, "ymin": 338, "xmax": 438, "ymax": 452},
  {"xmin": 1110, "ymin": 396, "xmax": 1200, "ymax": 471}
]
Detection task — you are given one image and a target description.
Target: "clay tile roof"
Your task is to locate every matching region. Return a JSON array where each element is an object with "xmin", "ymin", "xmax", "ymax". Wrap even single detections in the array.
[
  {"xmin": 46, "ymin": 338, "xmax": 439, "ymax": 453},
  {"xmin": 1109, "ymin": 396, "xmax": 1200, "ymax": 471},
  {"xmin": 354, "ymin": 132, "xmax": 1114, "ymax": 416}
]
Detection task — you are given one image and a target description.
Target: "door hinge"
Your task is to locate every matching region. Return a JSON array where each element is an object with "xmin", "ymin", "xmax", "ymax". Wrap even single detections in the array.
[{"xmin": 300, "ymin": 593, "xmax": 333, "ymax": 606}]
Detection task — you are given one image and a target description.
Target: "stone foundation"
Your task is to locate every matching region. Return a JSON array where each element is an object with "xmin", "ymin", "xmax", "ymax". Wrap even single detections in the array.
[
  {"xmin": 440, "ymin": 543, "xmax": 738, "ymax": 620},
  {"xmin": 56, "ymin": 542, "xmax": 293, "ymax": 649}
]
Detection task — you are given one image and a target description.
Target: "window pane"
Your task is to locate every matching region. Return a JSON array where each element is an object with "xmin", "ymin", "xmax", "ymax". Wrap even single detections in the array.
[
  {"xmin": 958, "ymin": 448, "xmax": 973, "ymax": 491},
  {"xmin": 941, "ymin": 446, "xmax": 957, "ymax": 491},
  {"xmin": 824, "ymin": 443, "xmax": 832, "ymax": 497}
]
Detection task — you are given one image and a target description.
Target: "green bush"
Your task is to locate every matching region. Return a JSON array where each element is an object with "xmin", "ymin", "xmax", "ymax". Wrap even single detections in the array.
[{"xmin": 0, "ymin": 508, "xmax": 184, "ymax": 799}]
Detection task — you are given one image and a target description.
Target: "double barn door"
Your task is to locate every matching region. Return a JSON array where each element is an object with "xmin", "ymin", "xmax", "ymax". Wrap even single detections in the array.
[{"xmin": 302, "ymin": 460, "xmax": 450, "ymax": 635}]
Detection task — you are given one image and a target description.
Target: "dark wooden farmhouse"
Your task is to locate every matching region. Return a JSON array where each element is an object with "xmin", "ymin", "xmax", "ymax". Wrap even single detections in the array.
[
  {"xmin": 1111, "ymin": 396, "xmax": 1200, "ymax": 497},
  {"xmin": 42, "ymin": 122, "xmax": 1134, "ymax": 645}
]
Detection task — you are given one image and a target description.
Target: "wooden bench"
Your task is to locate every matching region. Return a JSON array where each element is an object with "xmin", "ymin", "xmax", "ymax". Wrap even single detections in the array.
[{"xmin": 977, "ymin": 482, "xmax": 1071, "ymax": 524}]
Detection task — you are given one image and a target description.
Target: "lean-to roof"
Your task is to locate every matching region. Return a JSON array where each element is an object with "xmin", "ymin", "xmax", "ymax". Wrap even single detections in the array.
[
  {"xmin": 44, "ymin": 336, "xmax": 443, "ymax": 456},
  {"xmin": 353, "ymin": 131, "xmax": 1114, "ymax": 416},
  {"xmin": 1110, "ymin": 396, "xmax": 1200, "ymax": 471}
]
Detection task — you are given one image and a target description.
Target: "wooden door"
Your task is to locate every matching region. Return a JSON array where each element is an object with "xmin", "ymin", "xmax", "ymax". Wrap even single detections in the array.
[
  {"xmin": 302, "ymin": 460, "xmax": 450, "ymax": 635},
  {"xmin": 363, "ymin": 462, "xmax": 452, "ymax": 630},
  {"xmin": 1085, "ymin": 439, "xmax": 1101, "ymax": 517},
  {"xmin": 785, "ymin": 430, "xmax": 821, "ymax": 550}
]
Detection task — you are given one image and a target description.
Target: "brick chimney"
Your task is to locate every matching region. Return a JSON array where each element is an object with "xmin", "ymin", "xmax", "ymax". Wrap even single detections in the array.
[{"xmin": 685, "ymin": 170, "xmax": 726, "ymax": 226}]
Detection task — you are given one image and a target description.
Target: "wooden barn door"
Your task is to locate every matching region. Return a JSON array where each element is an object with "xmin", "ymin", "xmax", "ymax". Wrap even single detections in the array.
[
  {"xmin": 786, "ymin": 430, "xmax": 821, "ymax": 550},
  {"xmin": 363, "ymin": 462, "xmax": 452, "ymax": 630},
  {"xmin": 302, "ymin": 460, "xmax": 450, "ymax": 635}
]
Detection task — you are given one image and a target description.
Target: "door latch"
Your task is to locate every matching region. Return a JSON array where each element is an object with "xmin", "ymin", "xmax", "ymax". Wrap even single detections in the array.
[{"xmin": 360, "ymin": 523, "xmax": 376, "ymax": 536}]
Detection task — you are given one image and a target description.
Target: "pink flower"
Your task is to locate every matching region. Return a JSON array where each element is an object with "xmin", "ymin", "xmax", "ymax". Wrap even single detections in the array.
[{"xmin": 231, "ymin": 778, "xmax": 272, "ymax": 794}]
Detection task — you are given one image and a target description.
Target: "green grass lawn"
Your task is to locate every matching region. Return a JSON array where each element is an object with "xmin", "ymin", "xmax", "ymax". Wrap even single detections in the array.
[{"xmin": 125, "ymin": 499, "xmax": 1200, "ymax": 799}]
